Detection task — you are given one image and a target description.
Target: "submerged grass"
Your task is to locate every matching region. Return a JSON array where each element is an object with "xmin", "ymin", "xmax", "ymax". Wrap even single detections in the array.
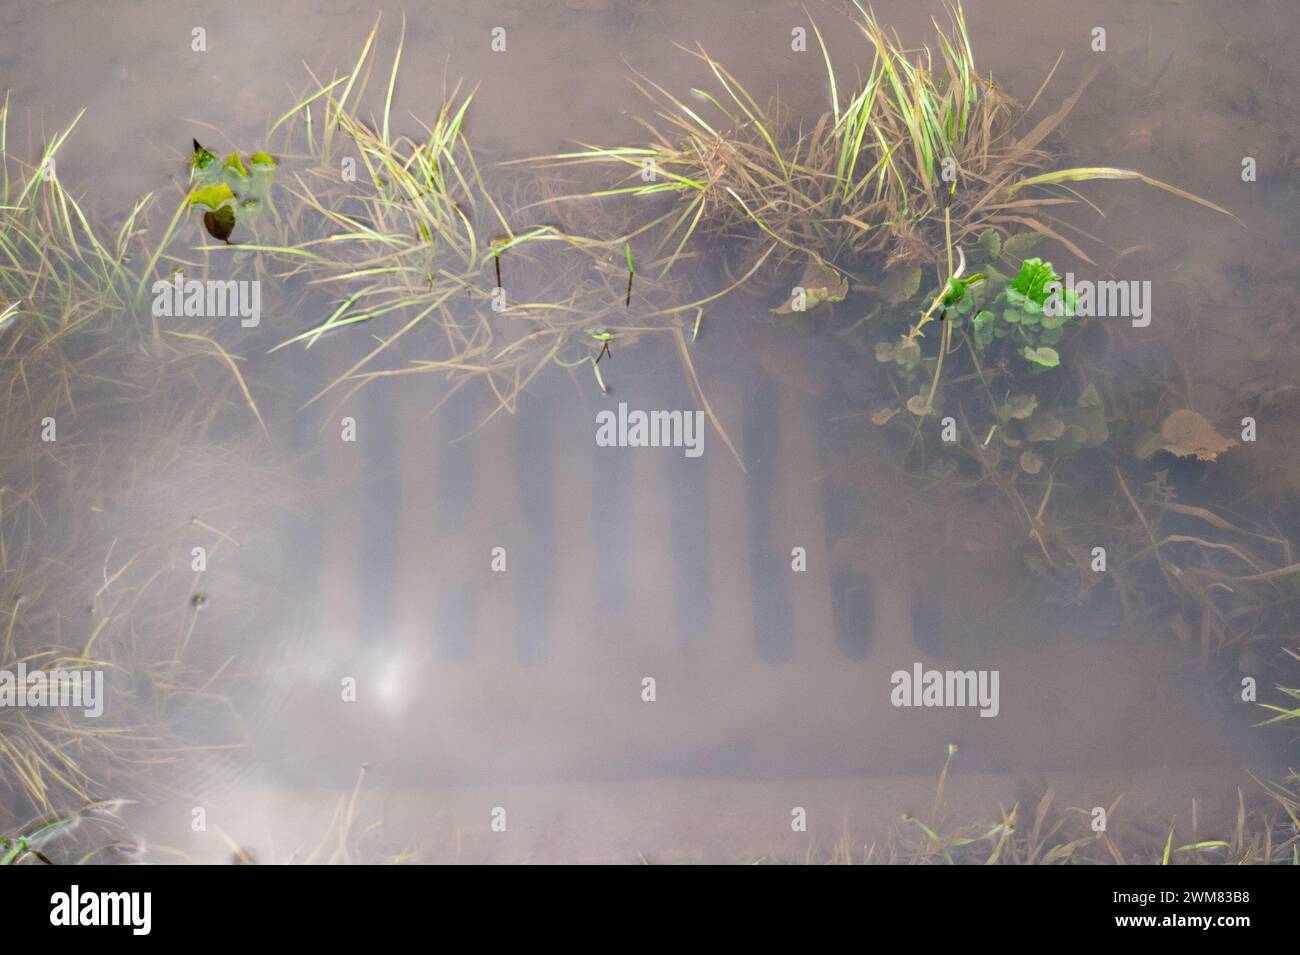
[
  {"xmin": 530, "ymin": 1, "xmax": 1234, "ymax": 288},
  {"xmin": 0, "ymin": 388, "xmax": 301, "ymax": 818},
  {"xmin": 1258, "ymin": 649, "xmax": 1300, "ymax": 725},
  {"xmin": 0, "ymin": 799, "xmax": 155, "ymax": 865},
  {"xmin": 0, "ymin": 96, "xmax": 305, "ymax": 821},
  {"xmin": 0, "ymin": 93, "xmax": 267, "ymax": 431},
  {"xmin": 0, "ymin": 6, "xmax": 1289, "ymax": 856},
  {"xmin": 758, "ymin": 756, "xmax": 1300, "ymax": 865},
  {"xmin": 254, "ymin": 18, "xmax": 749, "ymax": 466}
]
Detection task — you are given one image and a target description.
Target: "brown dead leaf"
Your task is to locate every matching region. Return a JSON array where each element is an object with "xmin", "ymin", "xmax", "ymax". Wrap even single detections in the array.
[{"xmin": 1159, "ymin": 409, "xmax": 1236, "ymax": 461}]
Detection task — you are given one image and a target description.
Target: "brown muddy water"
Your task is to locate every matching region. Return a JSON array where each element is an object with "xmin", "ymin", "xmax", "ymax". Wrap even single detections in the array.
[{"xmin": 1, "ymin": 0, "xmax": 1299, "ymax": 864}]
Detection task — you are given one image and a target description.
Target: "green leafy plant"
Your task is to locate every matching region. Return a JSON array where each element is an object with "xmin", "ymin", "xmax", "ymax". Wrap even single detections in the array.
[
  {"xmin": 987, "ymin": 383, "xmax": 1109, "ymax": 475},
  {"xmin": 967, "ymin": 254, "xmax": 1076, "ymax": 370},
  {"xmin": 187, "ymin": 141, "xmax": 277, "ymax": 242},
  {"xmin": 190, "ymin": 138, "xmax": 217, "ymax": 176}
]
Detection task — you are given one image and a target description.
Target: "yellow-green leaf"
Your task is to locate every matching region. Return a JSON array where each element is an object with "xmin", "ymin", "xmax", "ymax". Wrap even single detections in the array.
[{"xmin": 189, "ymin": 183, "xmax": 236, "ymax": 209}]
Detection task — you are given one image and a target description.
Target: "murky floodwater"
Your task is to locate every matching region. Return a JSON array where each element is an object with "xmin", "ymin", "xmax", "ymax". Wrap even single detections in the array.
[{"xmin": 2, "ymin": 0, "xmax": 1298, "ymax": 863}]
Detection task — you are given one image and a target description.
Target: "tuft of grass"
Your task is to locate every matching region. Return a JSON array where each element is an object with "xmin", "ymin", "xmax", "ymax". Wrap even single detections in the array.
[
  {"xmin": 528, "ymin": 1, "xmax": 1236, "ymax": 286},
  {"xmin": 0, "ymin": 92, "xmax": 268, "ymax": 429},
  {"xmin": 777, "ymin": 757, "xmax": 1300, "ymax": 865},
  {"xmin": 0, "ymin": 95, "xmax": 308, "ymax": 819},
  {"xmin": 253, "ymin": 20, "xmax": 748, "ymax": 467},
  {"xmin": 0, "ymin": 394, "xmax": 302, "ymax": 816},
  {"xmin": 0, "ymin": 799, "xmax": 166, "ymax": 865},
  {"xmin": 1257, "ymin": 649, "xmax": 1300, "ymax": 725}
]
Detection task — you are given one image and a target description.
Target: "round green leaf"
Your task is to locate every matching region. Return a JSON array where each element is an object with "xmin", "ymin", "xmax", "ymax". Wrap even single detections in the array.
[{"xmin": 1021, "ymin": 345, "xmax": 1060, "ymax": 368}]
